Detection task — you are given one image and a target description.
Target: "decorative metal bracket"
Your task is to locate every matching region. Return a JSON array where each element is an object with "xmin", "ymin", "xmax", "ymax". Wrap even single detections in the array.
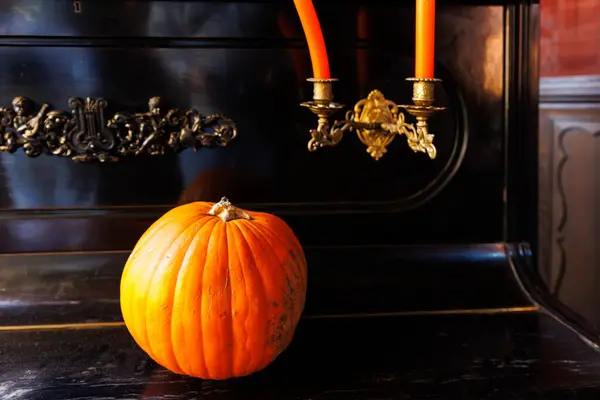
[
  {"xmin": 301, "ymin": 78, "xmax": 445, "ymax": 160},
  {"xmin": 73, "ymin": 0, "xmax": 82, "ymax": 13},
  {"xmin": 0, "ymin": 96, "xmax": 237, "ymax": 162}
]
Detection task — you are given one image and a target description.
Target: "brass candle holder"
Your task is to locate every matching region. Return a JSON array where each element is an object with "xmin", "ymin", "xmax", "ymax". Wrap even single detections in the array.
[{"xmin": 301, "ymin": 77, "xmax": 445, "ymax": 160}]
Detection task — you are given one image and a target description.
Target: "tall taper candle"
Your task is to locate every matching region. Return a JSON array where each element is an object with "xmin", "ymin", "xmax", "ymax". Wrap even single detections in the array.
[
  {"xmin": 415, "ymin": 0, "xmax": 435, "ymax": 78},
  {"xmin": 293, "ymin": 0, "xmax": 331, "ymax": 79}
]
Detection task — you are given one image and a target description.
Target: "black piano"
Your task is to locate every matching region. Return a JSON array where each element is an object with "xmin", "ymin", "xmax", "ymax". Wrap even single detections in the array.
[{"xmin": 3, "ymin": 1, "xmax": 600, "ymax": 399}]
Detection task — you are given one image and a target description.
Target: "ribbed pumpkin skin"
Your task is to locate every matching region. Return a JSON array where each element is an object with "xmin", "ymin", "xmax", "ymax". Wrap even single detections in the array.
[{"xmin": 120, "ymin": 199, "xmax": 307, "ymax": 380}]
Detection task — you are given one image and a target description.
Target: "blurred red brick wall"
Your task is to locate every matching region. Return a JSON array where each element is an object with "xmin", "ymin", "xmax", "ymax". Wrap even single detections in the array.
[{"xmin": 540, "ymin": 0, "xmax": 600, "ymax": 76}]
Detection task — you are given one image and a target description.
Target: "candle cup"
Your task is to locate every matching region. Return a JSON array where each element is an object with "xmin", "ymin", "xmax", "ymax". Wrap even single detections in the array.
[
  {"xmin": 300, "ymin": 78, "xmax": 345, "ymax": 152},
  {"xmin": 301, "ymin": 78, "xmax": 343, "ymax": 116},
  {"xmin": 406, "ymin": 77, "xmax": 441, "ymax": 107},
  {"xmin": 307, "ymin": 78, "xmax": 338, "ymax": 105},
  {"xmin": 402, "ymin": 77, "xmax": 445, "ymax": 122},
  {"xmin": 398, "ymin": 77, "xmax": 445, "ymax": 159}
]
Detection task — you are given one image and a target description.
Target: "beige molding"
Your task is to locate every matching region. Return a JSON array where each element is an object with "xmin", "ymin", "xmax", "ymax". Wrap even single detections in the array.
[{"xmin": 540, "ymin": 75, "xmax": 600, "ymax": 103}]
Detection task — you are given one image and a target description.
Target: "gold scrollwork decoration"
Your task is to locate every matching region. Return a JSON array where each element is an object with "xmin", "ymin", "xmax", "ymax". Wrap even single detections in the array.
[
  {"xmin": 0, "ymin": 96, "xmax": 237, "ymax": 162},
  {"xmin": 302, "ymin": 78, "xmax": 444, "ymax": 161}
]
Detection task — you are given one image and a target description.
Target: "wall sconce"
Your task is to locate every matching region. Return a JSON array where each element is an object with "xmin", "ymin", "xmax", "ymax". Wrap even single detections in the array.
[
  {"xmin": 301, "ymin": 77, "xmax": 444, "ymax": 160},
  {"xmin": 295, "ymin": 0, "xmax": 444, "ymax": 161},
  {"xmin": 0, "ymin": 96, "xmax": 237, "ymax": 163}
]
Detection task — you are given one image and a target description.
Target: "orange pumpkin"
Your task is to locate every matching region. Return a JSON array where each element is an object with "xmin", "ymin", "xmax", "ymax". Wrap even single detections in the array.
[{"xmin": 120, "ymin": 197, "xmax": 307, "ymax": 380}]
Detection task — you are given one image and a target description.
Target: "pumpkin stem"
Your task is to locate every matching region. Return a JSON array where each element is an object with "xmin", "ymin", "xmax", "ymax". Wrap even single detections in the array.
[{"xmin": 208, "ymin": 197, "xmax": 252, "ymax": 222}]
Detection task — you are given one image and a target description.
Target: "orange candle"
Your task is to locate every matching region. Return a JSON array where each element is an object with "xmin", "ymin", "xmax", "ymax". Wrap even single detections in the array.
[
  {"xmin": 415, "ymin": 0, "xmax": 436, "ymax": 78},
  {"xmin": 293, "ymin": 0, "xmax": 331, "ymax": 79}
]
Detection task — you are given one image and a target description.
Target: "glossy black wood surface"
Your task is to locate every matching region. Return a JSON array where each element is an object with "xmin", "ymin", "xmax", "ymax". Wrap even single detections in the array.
[
  {"xmin": 5, "ymin": 240, "xmax": 600, "ymax": 400},
  {"xmin": 4, "ymin": 241, "xmax": 600, "ymax": 400},
  {"xmin": 2, "ymin": 312, "xmax": 600, "ymax": 400},
  {"xmin": 0, "ymin": 243, "xmax": 533, "ymax": 326},
  {"xmin": 0, "ymin": 0, "xmax": 538, "ymax": 253}
]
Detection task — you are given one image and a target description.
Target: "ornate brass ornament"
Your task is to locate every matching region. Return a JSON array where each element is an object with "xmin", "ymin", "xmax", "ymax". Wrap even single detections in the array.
[
  {"xmin": 0, "ymin": 96, "xmax": 237, "ymax": 162},
  {"xmin": 301, "ymin": 77, "xmax": 445, "ymax": 160},
  {"xmin": 73, "ymin": 0, "xmax": 82, "ymax": 13}
]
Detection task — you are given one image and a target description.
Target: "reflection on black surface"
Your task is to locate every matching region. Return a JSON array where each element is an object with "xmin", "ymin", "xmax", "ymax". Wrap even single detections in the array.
[
  {"xmin": 0, "ymin": 1, "xmax": 498, "ymax": 210},
  {"xmin": 177, "ymin": 165, "xmax": 268, "ymax": 205},
  {"xmin": 0, "ymin": 2, "xmax": 525, "ymax": 251},
  {"xmin": 0, "ymin": 1, "xmax": 185, "ymax": 209},
  {"xmin": 0, "ymin": 244, "xmax": 533, "ymax": 326},
  {"xmin": 2, "ymin": 313, "xmax": 600, "ymax": 399}
]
